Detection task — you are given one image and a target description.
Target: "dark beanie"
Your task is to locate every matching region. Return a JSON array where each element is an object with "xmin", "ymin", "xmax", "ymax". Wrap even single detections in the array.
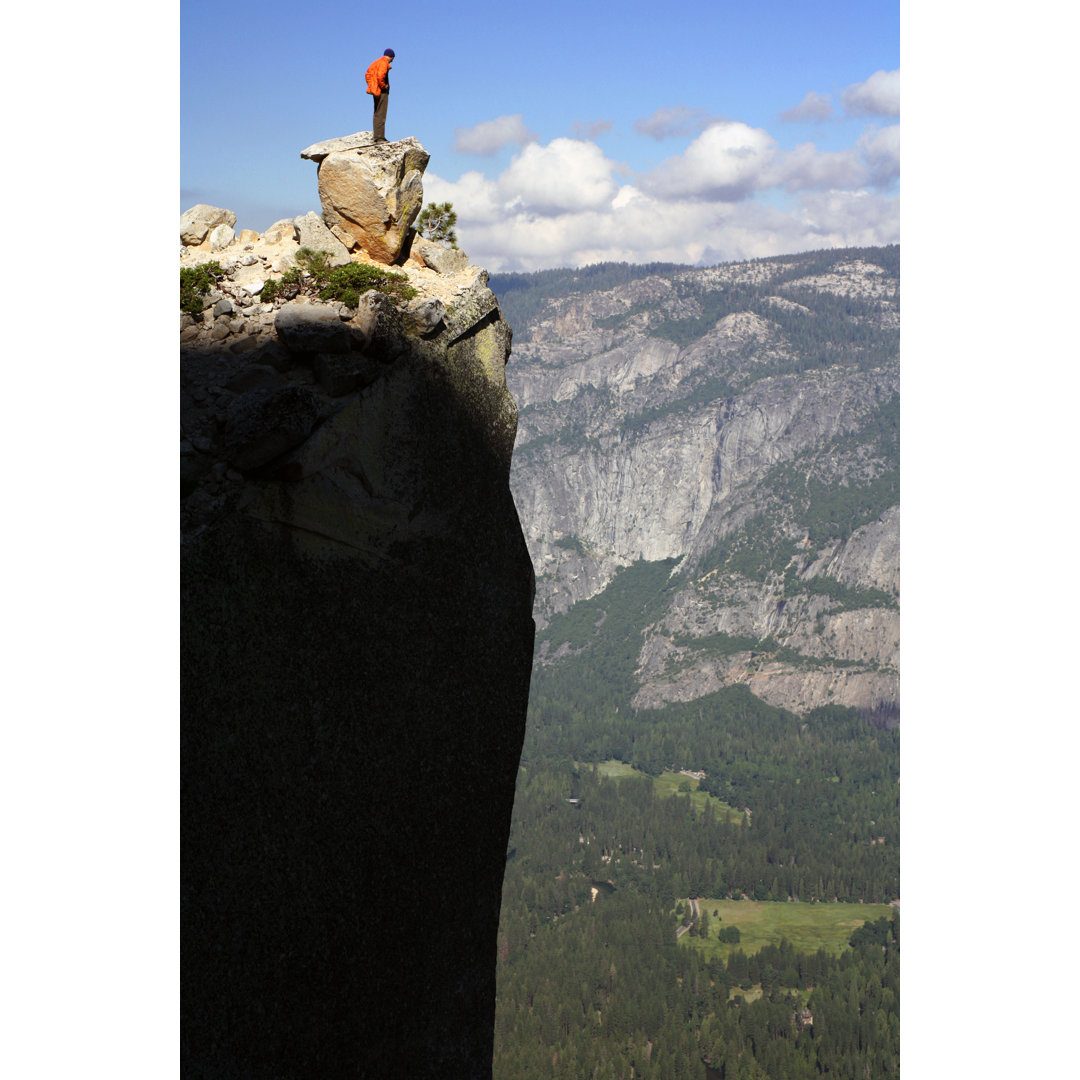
[{"xmin": 384, "ymin": 48, "xmax": 395, "ymax": 57}]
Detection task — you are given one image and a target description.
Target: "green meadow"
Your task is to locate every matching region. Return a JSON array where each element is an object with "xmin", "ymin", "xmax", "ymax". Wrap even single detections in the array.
[
  {"xmin": 682, "ymin": 899, "xmax": 896, "ymax": 959},
  {"xmin": 591, "ymin": 760, "xmax": 745, "ymax": 823},
  {"xmin": 594, "ymin": 760, "xmax": 638, "ymax": 779}
]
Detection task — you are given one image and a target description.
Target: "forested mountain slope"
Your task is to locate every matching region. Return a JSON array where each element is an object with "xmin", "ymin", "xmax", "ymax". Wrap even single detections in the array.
[{"xmin": 493, "ymin": 246, "xmax": 899, "ymax": 717}]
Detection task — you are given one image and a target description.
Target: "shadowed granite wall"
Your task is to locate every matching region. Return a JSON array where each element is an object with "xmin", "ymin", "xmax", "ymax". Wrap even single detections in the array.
[{"xmin": 181, "ymin": 285, "xmax": 535, "ymax": 1078}]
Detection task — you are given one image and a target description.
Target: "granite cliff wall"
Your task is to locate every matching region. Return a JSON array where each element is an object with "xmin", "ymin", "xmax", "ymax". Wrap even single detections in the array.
[
  {"xmin": 181, "ymin": 136, "xmax": 535, "ymax": 1079},
  {"xmin": 502, "ymin": 253, "xmax": 899, "ymax": 716}
]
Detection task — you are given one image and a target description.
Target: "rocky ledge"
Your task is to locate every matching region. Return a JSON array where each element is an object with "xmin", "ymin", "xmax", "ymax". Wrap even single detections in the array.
[
  {"xmin": 179, "ymin": 238, "xmax": 502, "ymax": 535},
  {"xmin": 180, "ymin": 140, "xmax": 500, "ymax": 538}
]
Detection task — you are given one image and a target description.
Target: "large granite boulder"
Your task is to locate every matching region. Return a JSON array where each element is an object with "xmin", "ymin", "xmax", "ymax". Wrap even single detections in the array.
[
  {"xmin": 181, "ymin": 204, "xmax": 237, "ymax": 246},
  {"xmin": 181, "ymin": 258, "xmax": 533, "ymax": 1078},
  {"xmin": 301, "ymin": 133, "xmax": 431, "ymax": 265}
]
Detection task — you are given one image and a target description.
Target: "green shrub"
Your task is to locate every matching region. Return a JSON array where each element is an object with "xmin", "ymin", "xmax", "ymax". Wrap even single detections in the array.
[
  {"xmin": 192, "ymin": 250, "xmax": 419, "ymax": 318},
  {"xmin": 295, "ymin": 247, "xmax": 332, "ymax": 285},
  {"xmin": 317, "ymin": 262, "xmax": 417, "ymax": 309},
  {"xmin": 180, "ymin": 261, "xmax": 223, "ymax": 320},
  {"xmin": 260, "ymin": 265, "xmax": 307, "ymax": 305}
]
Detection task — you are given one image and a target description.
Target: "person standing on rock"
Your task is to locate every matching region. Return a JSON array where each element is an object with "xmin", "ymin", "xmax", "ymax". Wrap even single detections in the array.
[{"xmin": 366, "ymin": 48, "xmax": 395, "ymax": 143}]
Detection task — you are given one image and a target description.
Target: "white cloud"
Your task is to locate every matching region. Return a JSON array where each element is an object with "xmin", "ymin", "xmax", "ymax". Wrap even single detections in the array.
[
  {"xmin": 781, "ymin": 91, "xmax": 834, "ymax": 123},
  {"xmin": 842, "ymin": 69, "xmax": 900, "ymax": 118},
  {"xmin": 640, "ymin": 121, "xmax": 777, "ymax": 201},
  {"xmin": 422, "ymin": 169, "xmax": 503, "ymax": 225},
  {"xmin": 442, "ymin": 193, "xmax": 725, "ymax": 271},
  {"xmin": 427, "ymin": 181, "xmax": 898, "ymax": 273},
  {"xmin": 795, "ymin": 189, "xmax": 900, "ymax": 248},
  {"xmin": 422, "ymin": 126, "xmax": 899, "ymax": 271},
  {"xmin": 767, "ymin": 142, "xmax": 865, "ymax": 192},
  {"xmin": 633, "ymin": 105, "xmax": 720, "ymax": 140},
  {"xmin": 496, "ymin": 139, "xmax": 619, "ymax": 214},
  {"xmin": 453, "ymin": 114, "xmax": 537, "ymax": 155},
  {"xmin": 858, "ymin": 124, "xmax": 900, "ymax": 186},
  {"xmin": 762, "ymin": 126, "xmax": 899, "ymax": 194}
]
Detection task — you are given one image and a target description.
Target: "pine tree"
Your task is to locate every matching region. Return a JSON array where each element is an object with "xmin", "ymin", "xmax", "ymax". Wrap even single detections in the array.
[{"xmin": 416, "ymin": 201, "xmax": 458, "ymax": 248}]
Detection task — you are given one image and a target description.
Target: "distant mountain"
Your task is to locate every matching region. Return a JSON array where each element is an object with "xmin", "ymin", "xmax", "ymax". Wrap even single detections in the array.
[{"xmin": 492, "ymin": 246, "xmax": 899, "ymax": 718}]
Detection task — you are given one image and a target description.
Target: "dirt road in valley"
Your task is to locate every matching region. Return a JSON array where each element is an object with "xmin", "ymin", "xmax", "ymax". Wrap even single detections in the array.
[{"xmin": 675, "ymin": 897, "xmax": 700, "ymax": 939}]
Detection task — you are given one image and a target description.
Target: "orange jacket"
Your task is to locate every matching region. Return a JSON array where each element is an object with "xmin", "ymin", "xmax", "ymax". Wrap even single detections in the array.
[{"xmin": 365, "ymin": 56, "xmax": 391, "ymax": 96}]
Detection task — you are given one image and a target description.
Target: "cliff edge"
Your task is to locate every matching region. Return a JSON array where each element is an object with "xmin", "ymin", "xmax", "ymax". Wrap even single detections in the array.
[{"xmin": 181, "ymin": 136, "xmax": 535, "ymax": 1078}]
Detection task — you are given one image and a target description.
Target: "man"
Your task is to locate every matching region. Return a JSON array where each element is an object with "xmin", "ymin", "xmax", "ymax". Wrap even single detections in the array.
[{"xmin": 365, "ymin": 48, "xmax": 395, "ymax": 143}]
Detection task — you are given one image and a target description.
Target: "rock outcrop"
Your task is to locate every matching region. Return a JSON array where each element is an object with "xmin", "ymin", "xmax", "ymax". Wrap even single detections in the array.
[
  {"xmin": 180, "ymin": 203, "xmax": 236, "ymax": 246},
  {"xmin": 301, "ymin": 132, "xmax": 430, "ymax": 264},
  {"xmin": 181, "ymin": 141, "xmax": 534, "ymax": 1079}
]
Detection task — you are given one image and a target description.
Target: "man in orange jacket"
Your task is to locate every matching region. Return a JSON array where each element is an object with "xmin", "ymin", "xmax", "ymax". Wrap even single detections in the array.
[{"xmin": 365, "ymin": 49, "xmax": 395, "ymax": 143}]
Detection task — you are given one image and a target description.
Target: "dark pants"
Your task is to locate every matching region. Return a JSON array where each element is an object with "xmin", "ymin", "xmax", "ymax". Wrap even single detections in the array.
[{"xmin": 373, "ymin": 92, "xmax": 389, "ymax": 141}]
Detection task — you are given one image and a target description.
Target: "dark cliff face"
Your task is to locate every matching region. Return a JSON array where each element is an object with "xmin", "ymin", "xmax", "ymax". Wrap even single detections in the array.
[{"xmin": 181, "ymin": 287, "xmax": 534, "ymax": 1078}]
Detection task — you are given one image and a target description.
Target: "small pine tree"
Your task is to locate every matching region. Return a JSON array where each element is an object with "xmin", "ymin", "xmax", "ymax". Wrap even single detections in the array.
[{"xmin": 416, "ymin": 201, "xmax": 458, "ymax": 248}]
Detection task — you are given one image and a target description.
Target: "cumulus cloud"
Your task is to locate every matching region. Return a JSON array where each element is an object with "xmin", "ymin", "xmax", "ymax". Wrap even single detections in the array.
[
  {"xmin": 424, "ymin": 127, "xmax": 899, "ymax": 272},
  {"xmin": 795, "ymin": 189, "xmax": 900, "ymax": 248},
  {"xmin": 640, "ymin": 121, "xmax": 777, "ymax": 201},
  {"xmin": 572, "ymin": 118, "xmax": 614, "ymax": 139},
  {"xmin": 425, "ymin": 141, "xmax": 621, "ymax": 225},
  {"xmin": 842, "ymin": 69, "xmax": 900, "ymax": 117},
  {"xmin": 453, "ymin": 114, "xmax": 537, "ymax": 155},
  {"xmin": 633, "ymin": 105, "xmax": 720, "ymax": 140},
  {"xmin": 422, "ymin": 169, "xmax": 503, "ymax": 225},
  {"xmin": 763, "ymin": 126, "xmax": 900, "ymax": 193},
  {"xmin": 423, "ymin": 182, "xmax": 897, "ymax": 272},
  {"xmin": 432, "ymin": 189, "xmax": 731, "ymax": 271},
  {"xmin": 767, "ymin": 142, "xmax": 864, "ymax": 192},
  {"xmin": 857, "ymin": 124, "xmax": 900, "ymax": 186},
  {"xmin": 496, "ymin": 138, "xmax": 619, "ymax": 214},
  {"xmin": 781, "ymin": 91, "xmax": 834, "ymax": 123}
]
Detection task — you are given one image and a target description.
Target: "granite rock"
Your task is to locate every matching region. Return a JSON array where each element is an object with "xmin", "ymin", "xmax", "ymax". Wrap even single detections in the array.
[{"xmin": 307, "ymin": 134, "xmax": 431, "ymax": 264}]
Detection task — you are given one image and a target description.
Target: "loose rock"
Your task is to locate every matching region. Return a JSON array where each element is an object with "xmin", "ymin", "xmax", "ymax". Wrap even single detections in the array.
[
  {"xmin": 209, "ymin": 223, "xmax": 236, "ymax": 252},
  {"xmin": 292, "ymin": 211, "xmax": 352, "ymax": 266}
]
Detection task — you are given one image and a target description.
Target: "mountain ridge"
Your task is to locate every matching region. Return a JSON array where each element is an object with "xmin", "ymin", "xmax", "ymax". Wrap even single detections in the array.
[{"xmin": 495, "ymin": 245, "xmax": 899, "ymax": 717}]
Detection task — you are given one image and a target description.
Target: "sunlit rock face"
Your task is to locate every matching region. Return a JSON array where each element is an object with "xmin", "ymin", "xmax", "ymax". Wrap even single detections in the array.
[
  {"xmin": 301, "ymin": 132, "xmax": 431, "ymax": 265},
  {"xmin": 500, "ymin": 252, "xmax": 900, "ymax": 716}
]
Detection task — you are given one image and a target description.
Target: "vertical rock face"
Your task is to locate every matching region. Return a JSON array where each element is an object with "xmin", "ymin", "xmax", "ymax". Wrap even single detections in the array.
[
  {"xmin": 181, "ymin": 236, "xmax": 534, "ymax": 1076},
  {"xmin": 500, "ymin": 250, "xmax": 899, "ymax": 716}
]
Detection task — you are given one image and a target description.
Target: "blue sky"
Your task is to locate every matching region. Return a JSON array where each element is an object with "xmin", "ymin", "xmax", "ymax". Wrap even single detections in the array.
[{"xmin": 182, "ymin": 0, "xmax": 899, "ymax": 270}]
